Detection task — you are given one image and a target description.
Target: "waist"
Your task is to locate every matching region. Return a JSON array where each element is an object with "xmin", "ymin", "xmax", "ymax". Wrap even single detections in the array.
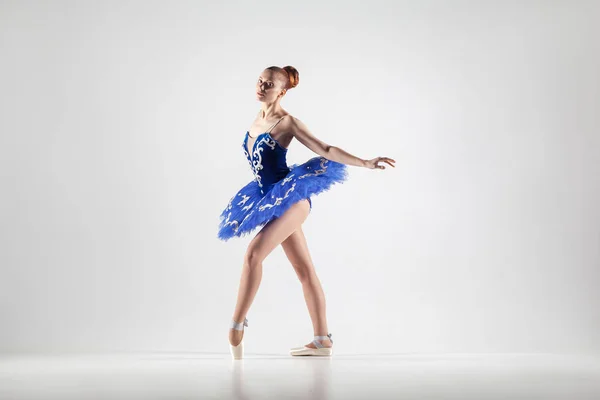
[{"xmin": 258, "ymin": 167, "xmax": 291, "ymax": 194}]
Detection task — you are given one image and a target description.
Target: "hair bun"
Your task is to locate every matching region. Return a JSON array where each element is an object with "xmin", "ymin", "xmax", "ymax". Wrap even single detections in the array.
[{"xmin": 282, "ymin": 66, "xmax": 299, "ymax": 89}]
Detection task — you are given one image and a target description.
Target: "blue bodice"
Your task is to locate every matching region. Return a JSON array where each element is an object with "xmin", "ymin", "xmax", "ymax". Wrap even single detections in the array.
[{"xmin": 242, "ymin": 132, "xmax": 291, "ymax": 195}]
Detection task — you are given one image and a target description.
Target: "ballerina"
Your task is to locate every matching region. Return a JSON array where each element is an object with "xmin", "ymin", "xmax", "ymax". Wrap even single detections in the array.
[{"xmin": 218, "ymin": 65, "xmax": 395, "ymax": 359}]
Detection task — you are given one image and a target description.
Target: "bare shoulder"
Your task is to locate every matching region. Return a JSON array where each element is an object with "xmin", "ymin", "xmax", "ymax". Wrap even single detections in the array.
[
  {"xmin": 281, "ymin": 114, "xmax": 330, "ymax": 156},
  {"xmin": 285, "ymin": 114, "xmax": 309, "ymax": 135}
]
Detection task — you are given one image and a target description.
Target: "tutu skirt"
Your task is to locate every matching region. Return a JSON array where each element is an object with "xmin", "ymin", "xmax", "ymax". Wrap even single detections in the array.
[{"xmin": 218, "ymin": 156, "xmax": 348, "ymax": 241}]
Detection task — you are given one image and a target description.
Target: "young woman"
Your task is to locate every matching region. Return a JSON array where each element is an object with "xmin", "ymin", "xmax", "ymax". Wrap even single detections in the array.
[{"xmin": 218, "ymin": 65, "xmax": 395, "ymax": 359}]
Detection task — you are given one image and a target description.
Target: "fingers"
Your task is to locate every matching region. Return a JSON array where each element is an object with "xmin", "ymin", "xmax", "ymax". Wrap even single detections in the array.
[
  {"xmin": 369, "ymin": 157, "xmax": 396, "ymax": 170},
  {"xmin": 376, "ymin": 157, "xmax": 395, "ymax": 169}
]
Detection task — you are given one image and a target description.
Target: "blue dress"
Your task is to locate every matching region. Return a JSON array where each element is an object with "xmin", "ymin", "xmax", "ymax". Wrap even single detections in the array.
[{"xmin": 217, "ymin": 117, "xmax": 349, "ymax": 241}]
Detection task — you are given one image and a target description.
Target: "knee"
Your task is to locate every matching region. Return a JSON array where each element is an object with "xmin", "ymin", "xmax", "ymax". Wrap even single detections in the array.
[
  {"xmin": 243, "ymin": 249, "xmax": 263, "ymax": 269},
  {"xmin": 294, "ymin": 265, "xmax": 317, "ymax": 285}
]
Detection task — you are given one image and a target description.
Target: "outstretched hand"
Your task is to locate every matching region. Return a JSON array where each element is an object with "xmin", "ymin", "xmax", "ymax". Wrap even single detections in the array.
[{"xmin": 364, "ymin": 157, "xmax": 396, "ymax": 170}]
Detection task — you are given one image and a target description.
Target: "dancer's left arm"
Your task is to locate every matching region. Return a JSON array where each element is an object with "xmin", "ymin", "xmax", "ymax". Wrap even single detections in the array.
[{"xmin": 289, "ymin": 117, "xmax": 396, "ymax": 169}]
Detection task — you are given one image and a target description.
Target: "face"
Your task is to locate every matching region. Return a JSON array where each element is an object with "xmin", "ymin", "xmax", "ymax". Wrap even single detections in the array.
[{"xmin": 256, "ymin": 69, "xmax": 287, "ymax": 102}]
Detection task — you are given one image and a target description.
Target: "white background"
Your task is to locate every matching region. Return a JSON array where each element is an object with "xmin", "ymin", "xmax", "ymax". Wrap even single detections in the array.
[{"xmin": 1, "ymin": 0, "xmax": 598, "ymax": 354}]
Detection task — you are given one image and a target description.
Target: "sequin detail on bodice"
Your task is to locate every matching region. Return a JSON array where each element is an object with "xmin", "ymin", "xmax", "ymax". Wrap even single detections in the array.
[{"xmin": 242, "ymin": 132, "xmax": 290, "ymax": 195}]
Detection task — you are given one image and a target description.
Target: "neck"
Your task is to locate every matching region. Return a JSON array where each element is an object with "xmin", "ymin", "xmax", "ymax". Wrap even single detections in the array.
[{"xmin": 259, "ymin": 101, "xmax": 283, "ymax": 119}]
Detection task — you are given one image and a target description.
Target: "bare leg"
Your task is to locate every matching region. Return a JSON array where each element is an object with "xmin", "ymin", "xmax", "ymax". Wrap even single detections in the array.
[
  {"xmin": 229, "ymin": 199, "xmax": 311, "ymax": 346},
  {"xmin": 280, "ymin": 226, "xmax": 332, "ymax": 349}
]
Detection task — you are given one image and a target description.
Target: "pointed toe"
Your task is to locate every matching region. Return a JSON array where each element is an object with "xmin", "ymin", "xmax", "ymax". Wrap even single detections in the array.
[
  {"xmin": 229, "ymin": 318, "xmax": 248, "ymax": 360},
  {"xmin": 230, "ymin": 340, "xmax": 244, "ymax": 359}
]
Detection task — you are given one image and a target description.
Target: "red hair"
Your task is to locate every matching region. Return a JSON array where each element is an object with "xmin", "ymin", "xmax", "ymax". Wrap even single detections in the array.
[{"xmin": 267, "ymin": 65, "xmax": 299, "ymax": 89}]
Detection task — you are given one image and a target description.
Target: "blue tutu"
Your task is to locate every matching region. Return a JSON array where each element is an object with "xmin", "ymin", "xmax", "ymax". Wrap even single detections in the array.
[{"xmin": 217, "ymin": 125, "xmax": 349, "ymax": 241}]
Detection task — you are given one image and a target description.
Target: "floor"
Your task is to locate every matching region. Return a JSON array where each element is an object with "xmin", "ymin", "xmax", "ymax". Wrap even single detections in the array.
[{"xmin": 1, "ymin": 353, "xmax": 599, "ymax": 399}]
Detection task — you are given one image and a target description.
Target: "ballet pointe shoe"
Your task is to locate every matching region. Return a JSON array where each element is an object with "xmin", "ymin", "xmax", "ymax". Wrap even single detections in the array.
[
  {"xmin": 229, "ymin": 318, "xmax": 248, "ymax": 359},
  {"xmin": 290, "ymin": 333, "xmax": 333, "ymax": 356}
]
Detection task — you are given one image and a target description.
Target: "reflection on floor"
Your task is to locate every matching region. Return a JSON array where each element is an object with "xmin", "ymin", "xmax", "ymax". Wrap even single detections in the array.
[{"xmin": 1, "ymin": 353, "xmax": 599, "ymax": 400}]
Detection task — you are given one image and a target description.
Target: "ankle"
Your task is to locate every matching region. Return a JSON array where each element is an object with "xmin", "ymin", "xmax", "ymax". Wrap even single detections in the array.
[
  {"xmin": 231, "ymin": 317, "xmax": 248, "ymax": 330},
  {"xmin": 311, "ymin": 333, "xmax": 333, "ymax": 348},
  {"xmin": 314, "ymin": 333, "xmax": 333, "ymax": 342}
]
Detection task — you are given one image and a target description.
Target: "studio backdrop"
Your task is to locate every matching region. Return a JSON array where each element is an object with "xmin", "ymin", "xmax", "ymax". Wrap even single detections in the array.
[{"xmin": 1, "ymin": 0, "xmax": 598, "ymax": 354}]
